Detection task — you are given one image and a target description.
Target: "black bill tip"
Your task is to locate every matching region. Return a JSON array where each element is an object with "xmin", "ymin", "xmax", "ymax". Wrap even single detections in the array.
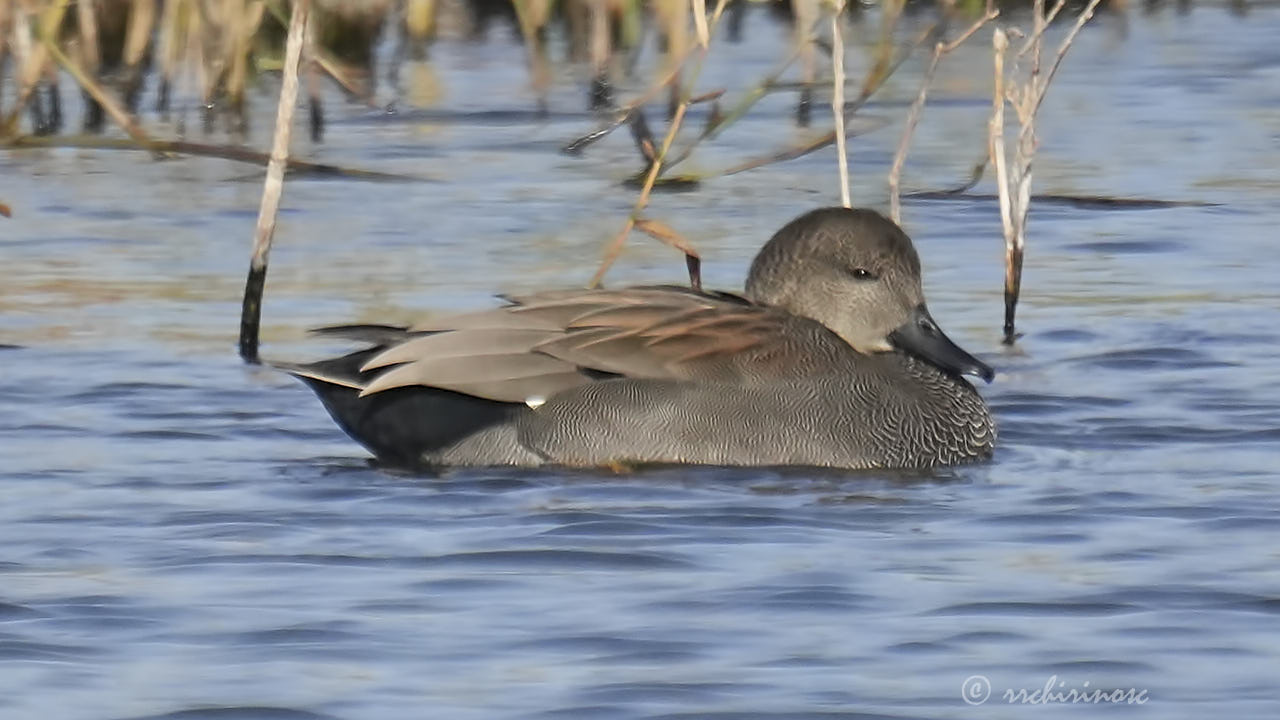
[{"xmin": 888, "ymin": 305, "xmax": 994, "ymax": 383}]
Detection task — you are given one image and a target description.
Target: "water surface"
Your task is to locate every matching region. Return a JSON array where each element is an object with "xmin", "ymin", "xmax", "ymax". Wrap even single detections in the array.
[{"xmin": 2, "ymin": 6, "xmax": 1279, "ymax": 719}]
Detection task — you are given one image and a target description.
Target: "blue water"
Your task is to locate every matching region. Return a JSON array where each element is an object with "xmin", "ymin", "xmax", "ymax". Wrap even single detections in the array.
[{"xmin": 2, "ymin": 5, "xmax": 1279, "ymax": 719}]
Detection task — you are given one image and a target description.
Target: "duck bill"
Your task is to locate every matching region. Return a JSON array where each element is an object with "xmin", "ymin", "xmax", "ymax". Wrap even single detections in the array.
[{"xmin": 888, "ymin": 305, "xmax": 994, "ymax": 383}]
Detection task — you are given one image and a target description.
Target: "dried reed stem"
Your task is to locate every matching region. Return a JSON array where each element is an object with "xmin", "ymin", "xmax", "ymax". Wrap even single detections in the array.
[
  {"xmin": 794, "ymin": 0, "xmax": 817, "ymax": 124},
  {"xmin": 888, "ymin": 3, "xmax": 999, "ymax": 223},
  {"xmin": 1, "ymin": 0, "xmax": 66, "ymax": 137},
  {"xmin": 861, "ymin": 0, "xmax": 905, "ymax": 97},
  {"xmin": 405, "ymin": 0, "xmax": 436, "ymax": 39},
  {"xmin": 0, "ymin": 2, "xmax": 9, "ymax": 79},
  {"xmin": 589, "ymin": 100, "xmax": 688, "ymax": 287},
  {"xmin": 1004, "ymin": 0, "xmax": 1041, "ymax": 345},
  {"xmin": 666, "ymin": 35, "xmax": 809, "ymax": 169},
  {"xmin": 39, "ymin": 15, "xmax": 162, "ymax": 154},
  {"xmin": 75, "ymin": 0, "xmax": 102, "ymax": 129},
  {"xmin": 588, "ymin": 0, "xmax": 610, "ymax": 107},
  {"xmin": 1035, "ymin": 0, "xmax": 1104, "ymax": 114},
  {"xmin": 511, "ymin": 0, "xmax": 552, "ymax": 107},
  {"xmin": 155, "ymin": 0, "xmax": 181, "ymax": 114},
  {"xmin": 304, "ymin": 21, "xmax": 323, "ymax": 141},
  {"xmin": 124, "ymin": 0, "xmax": 156, "ymax": 67},
  {"xmin": 723, "ymin": 18, "xmax": 938, "ymax": 177},
  {"xmin": 830, "ymin": 5, "xmax": 850, "ymax": 208},
  {"xmin": 262, "ymin": 1, "xmax": 370, "ymax": 105},
  {"xmin": 988, "ymin": 29, "xmax": 1013, "ymax": 243},
  {"xmin": 988, "ymin": 28, "xmax": 1016, "ymax": 343},
  {"xmin": 589, "ymin": 0, "xmax": 729, "ymax": 288},
  {"xmin": 636, "ymin": 217, "xmax": 702, "ymax": 291},
  {"xmin": 76, "ymin": 0, "xmax": 100, "ymax": 76},
  {"xmin": 120, "ymin": 0, "xmax": 157, "ymax": 109},
  {"xmin": 184, "ymin": 0, "xmax": 209, "ymax": 132},
  {"xmin": 654, "ymin": 0, "xmax": 691, "ymax": 115},
  {"xmin": 1016, "ymin": 0, "xmax": 1068, "ymax": 57},
  {"xmin": 224, "ymin": 0, "xmax": 266, "ymax": 131},
  {"xmin": 563, "ymin": 40, "xmax": 708, "ymax": 155},
  {"xmin": 889, "ymin": 45, "xmax": 940, "ymax": 225},
  {"xmin": 692, "ymin": 0, "xmax": 710, "ymax": 48},
  {"xmin": 991, "ymin": 0, "xmax": 1102, "ymax": 343},
  {"xmin": 239, "ymin": 0, "xmax": 311, "ymax": 363}
]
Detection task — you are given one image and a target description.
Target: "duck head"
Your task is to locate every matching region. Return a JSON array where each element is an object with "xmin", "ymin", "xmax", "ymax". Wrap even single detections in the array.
[{"xmin": 745, "ymin": 207, "xmax": 994, "ymax": 383}]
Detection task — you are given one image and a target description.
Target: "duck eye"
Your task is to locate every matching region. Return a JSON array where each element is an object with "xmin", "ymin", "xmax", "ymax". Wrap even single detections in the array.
[{"xmin": 848, "ymin": 267, "xmax": 877, "ymax": 281}]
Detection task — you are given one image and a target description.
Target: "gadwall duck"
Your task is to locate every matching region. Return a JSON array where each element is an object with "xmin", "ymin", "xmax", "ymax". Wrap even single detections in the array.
[{"xmin": 284, "ymin": 207, "xmax": 996, "ymax": 469}]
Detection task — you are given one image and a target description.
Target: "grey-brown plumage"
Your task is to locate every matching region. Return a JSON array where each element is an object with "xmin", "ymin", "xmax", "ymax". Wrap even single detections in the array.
[{"xmin": 282, "ymin": 207, "xmax": 996, "ymax": 470}]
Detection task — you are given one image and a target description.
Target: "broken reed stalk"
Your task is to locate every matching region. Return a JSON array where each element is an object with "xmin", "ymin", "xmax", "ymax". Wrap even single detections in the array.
[
  {"xmin": 988, "ymin": 28, "xmax": 1015, "ymax": 340},
  {"xmin": 238, "ymin": 0, "xmax": 311, "ymax": 364},
  {"xmin": 991, "ymin": 0, "xmax": 1103, "ymax": 344},
  {"xmin": 635, "ymin": 217, "xmax": 702, "ymax": 292},
  {"xmin": 589, "ymin": 0, "xmax": 729, "ymax": 289},
  {"xmin": 1003, "ymin": 0, "xmax": 1046, "ymax": 345},
  {"xmin": 830, "ymin": 2, "xmax": 850, "ymax": 208},
  {"xmin": 888, "ymin": 2, "xmax": 999, "ymax": 224}
]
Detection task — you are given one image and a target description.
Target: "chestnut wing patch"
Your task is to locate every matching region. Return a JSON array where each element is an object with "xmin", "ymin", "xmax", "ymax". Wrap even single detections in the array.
[{"xmin": 341, "ymin": 287, "xmax": 836, "ymax": 403}]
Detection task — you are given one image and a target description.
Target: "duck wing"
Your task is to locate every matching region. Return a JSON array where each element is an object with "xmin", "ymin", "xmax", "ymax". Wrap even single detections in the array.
[{"xmin": 343, "ymin": 286, "xmax": 854, "ymax": 404}]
